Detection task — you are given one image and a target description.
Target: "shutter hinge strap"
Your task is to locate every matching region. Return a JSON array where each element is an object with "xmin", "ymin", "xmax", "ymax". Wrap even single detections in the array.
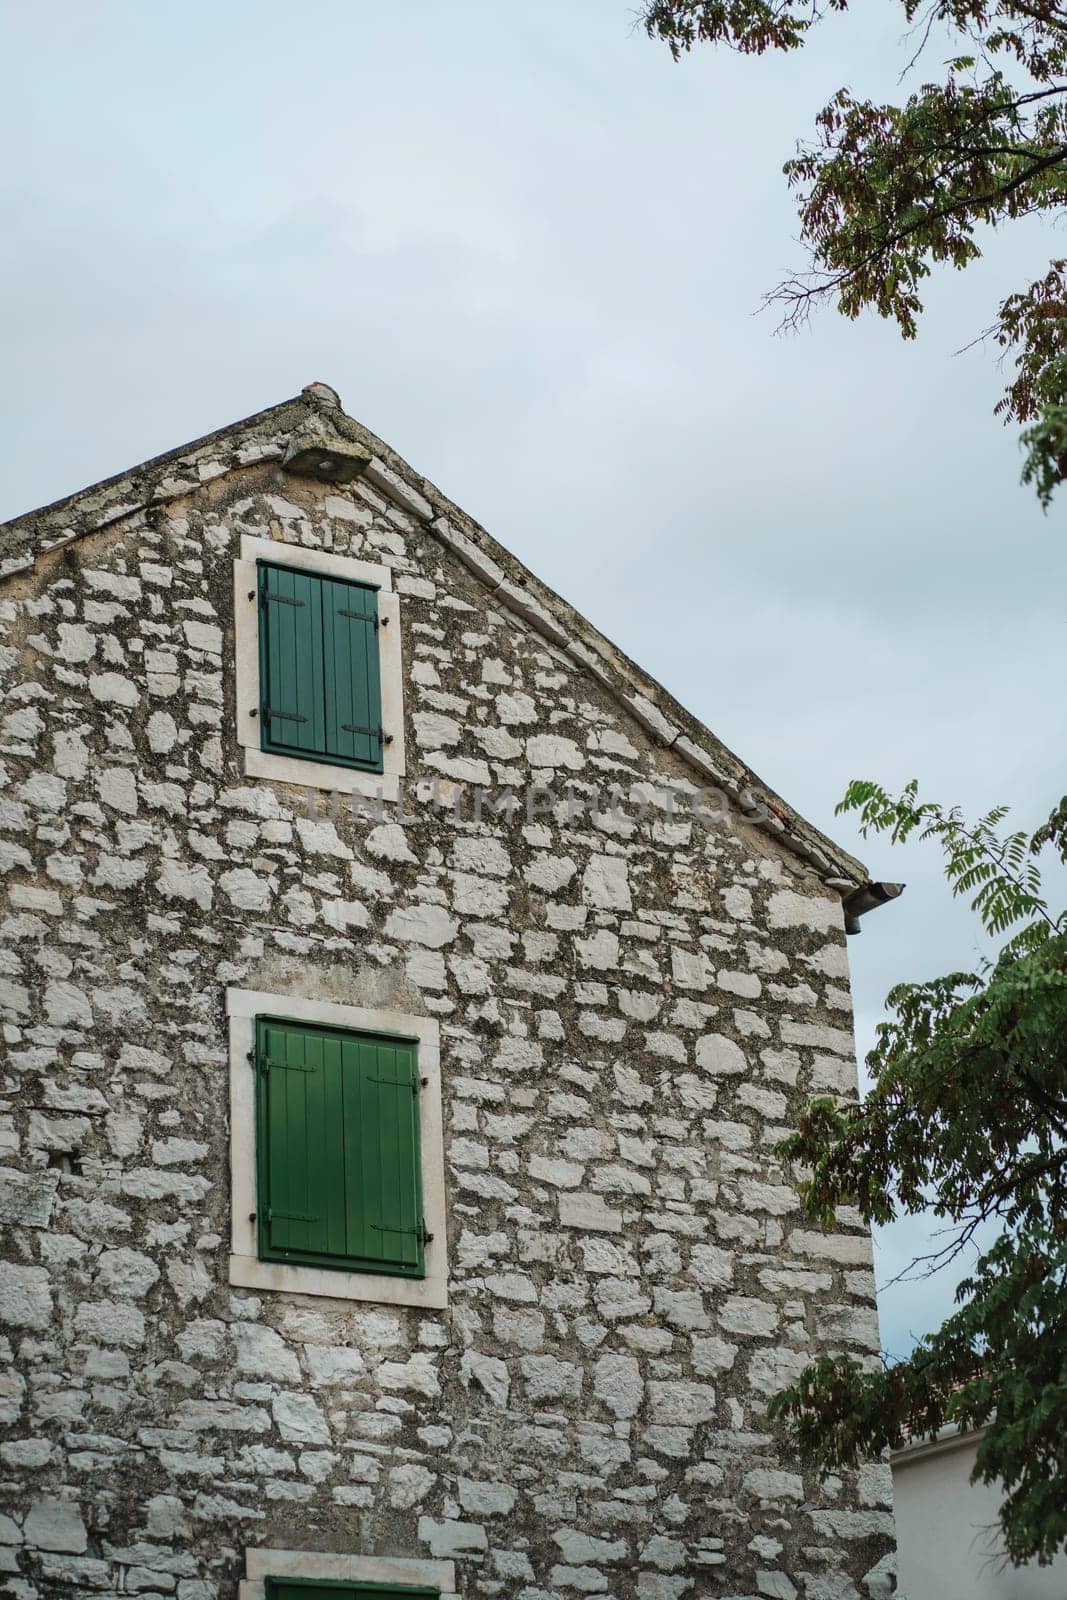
[
  {"xmin": 338, "ymin": 608, "xmax": 379, "ymax": 629},
  {"xmin": 263, "ymin": 707, "xmax": 309, "ymax": 724},
  {"xmin": 266, "ymin": 1207, "xmax": 320, "ymax": 1223},
  {"xmin": 371, "ymin": 1219, "xmax": 434, "ymax": 1244},
  {"xmin": 340, "ymin": 722, "xmax": 392, "ymax": 744},
  {"xmin": 262, "ymin": 592, "xmax": 306, "ymax": 608}
]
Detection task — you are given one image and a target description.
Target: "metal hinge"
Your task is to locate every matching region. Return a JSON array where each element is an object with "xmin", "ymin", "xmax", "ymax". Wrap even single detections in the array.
[
  {"xmin": 368, "ymin": 1075, "xmax": 421, "ymax": 1096},
  {"xmin": 267, "ymin": 1207, "xmax": 320, "ymax": 1223},
  {"xmin": 371, "ymin": 1219, "xmax": 433, "ymax": 1244},
  {"xmin": 262, "ymin": 591, "xmax": 305, "ymax": 609},
  {"xmin": 263, "ymin": 707, "xmax": 308, "ymax": 724},
  {"xmin": 338, "ymin": 608, "xmax": 379, "ymax": 629},
  {"xmin": 257, "ymin": 1057, "xmax": 318, "ymax": 1075},
  {"xmin": 340, "ymin": 722, "xmax": 392, "ymax": 744}
]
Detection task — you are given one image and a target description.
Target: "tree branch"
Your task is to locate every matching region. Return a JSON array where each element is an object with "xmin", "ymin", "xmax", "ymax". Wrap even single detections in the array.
[{"xmin": 771, "ymin": 141, "xmax": 1067, "ymax": 327}]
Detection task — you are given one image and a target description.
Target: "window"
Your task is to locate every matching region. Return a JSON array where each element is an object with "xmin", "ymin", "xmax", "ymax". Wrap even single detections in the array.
[
  {"xmin": 258, "ymin": 560, "xmax": 384, "ymax": 773},
  {"xmin": 240, "ymin": 1551, "xmax": 456, "ymax": 1600},
  {"xmin": 233, "ymin": 535, "xmax": 406, "ymax": 801},
  {"xmin": 241, "ymin": 1548, "xmax": 454, "ymax": 1600},
  {"xmin": 227, "ymin": 988, "xmax": 448, "ymax": 1310},
  {"xmin": 254, "ymin": 1017, "xmax": 425, "ymax": 1279}
]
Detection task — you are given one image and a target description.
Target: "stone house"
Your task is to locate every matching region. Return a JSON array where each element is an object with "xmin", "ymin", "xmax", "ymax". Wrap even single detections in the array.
[{"xmin": 0, "ymin": 384, "xmax": 897, "ymax": 1600}]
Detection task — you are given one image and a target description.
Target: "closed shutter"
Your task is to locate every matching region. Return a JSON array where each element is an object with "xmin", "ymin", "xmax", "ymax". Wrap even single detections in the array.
[
  {"xmin": 255, "ymin": 1018, "xmax": 424, "ymax": 1278},
  {"xmin": 258, "ymin": 564, "xmax": 327, "ymax": 758},
  {"xmin": 322, "ymin": 574, "xmax": 384, "ymax": 770},
  {"xmin": 258, "ymin": 561, "xmax": 384, "ymax": 773}
]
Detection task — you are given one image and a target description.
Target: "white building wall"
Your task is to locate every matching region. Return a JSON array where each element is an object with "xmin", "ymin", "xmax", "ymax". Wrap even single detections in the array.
[{"xmin": 892, "ymin": 1430, "xmax": 1067, "ymax": 1600}]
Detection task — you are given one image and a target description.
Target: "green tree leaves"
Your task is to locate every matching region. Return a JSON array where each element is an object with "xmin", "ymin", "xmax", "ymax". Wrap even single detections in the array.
[
  {"xmin": 770, "ymin": 784, "xmax": 1067, "ymax": 1565},
  {"xmin": 644, "ymin": 0, "xmax": 1067, "ymax": 504},
  {"xmin": 837, "ymin": 779, "xmax": 1053, "ymax": 948},
  {"xmin": 643, "ymin": 0, "xmax": 840, "ymax": 57}
]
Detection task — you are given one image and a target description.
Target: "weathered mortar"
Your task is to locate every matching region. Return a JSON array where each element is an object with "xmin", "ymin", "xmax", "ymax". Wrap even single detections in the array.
[{"xmin": 0, "ymin": 399, "xmax": 894, "ymax": 1599}]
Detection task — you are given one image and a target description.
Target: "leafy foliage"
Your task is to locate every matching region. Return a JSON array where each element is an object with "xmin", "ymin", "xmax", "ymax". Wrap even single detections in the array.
[
  {"xmin": 768, "ymin": 782, "xmax": 1067, "ymax": 1565},
  {"xmin": 643, "ymin": 0, "xmax": 1067, "ymax": 505}
]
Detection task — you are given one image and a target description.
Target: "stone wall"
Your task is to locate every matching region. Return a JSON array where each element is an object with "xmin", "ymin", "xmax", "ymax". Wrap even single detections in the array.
[{"xmin": 0, "ymin": 409, "xmax": 894, "ymax": 1599}]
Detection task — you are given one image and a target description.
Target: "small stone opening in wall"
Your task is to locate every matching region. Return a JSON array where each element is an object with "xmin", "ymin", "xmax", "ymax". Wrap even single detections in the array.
[{"xmin": 47, "ymin": 1151, "xmax": 82, "ymax": 1176}]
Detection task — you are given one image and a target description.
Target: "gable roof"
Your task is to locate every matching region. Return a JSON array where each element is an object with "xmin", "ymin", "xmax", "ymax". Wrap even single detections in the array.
[{"xmin": 0, "ymin": 383, "xmax": 869, "ymax": 892}]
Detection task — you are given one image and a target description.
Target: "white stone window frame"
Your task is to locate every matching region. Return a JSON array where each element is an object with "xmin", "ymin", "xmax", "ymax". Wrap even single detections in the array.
[
  {"xmin": 233, "ymin": 533, "xmax": 407, "ymax": 802},
  {"xmin": 227, "ymin": 986, "xmax": 448, "ymax": 1311},
  {"xmin": 239, "ymin": 1549, "xmax": 457, "ymax": 1599}
]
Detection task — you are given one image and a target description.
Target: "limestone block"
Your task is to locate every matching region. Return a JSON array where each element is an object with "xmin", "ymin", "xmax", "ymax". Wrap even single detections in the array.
[
  {"xmin": 89, "ymin": 671, "xmax": 139, "ymax": 707},
  {"xmin": 232, "ymin": 1322, "xmax": 301, "ymax": 1383},
  {"xmin": 757, "ymin": 1572, "xmax": 798, "ymax": 1599},
  {"xmin": 695, "ymin": 1034, "xmax": 746, "ymax": 1076},
  {"xmin": 742, "ymin": 1468, "xmax": 805, "ymax": 1502},
  {"xmin": 767, "ymin": 890, "xmax": 841, "ymax": 932},
  {"xmin": 529, "ymin": 1155, "xmax": 583, "ymax": 1189},
  {"xmin": 74, "ymin": 1299, "xmax": 146, "ymax": 1346},
  {"xmin": 389, "ymin": 1463, "xmax": 436, "ymax": 1509},
  {"xmin": 182, "ymin": 620, "xmax": 223, "ymax": 653},
  {"xmin": 418, "ymin": 1516, "xmax": 488, "ymax": 1557},
  {"xmin": 718, "ymin": 1296, "xmax": 778, "ymax": 1338},
  {"xmin": 550, "ymin": 1565, "xmax": 609, "ymax": 1593},
  {"xmin": 0, "ymin": 1168, "xmax": 58, "ymax": 1227},
  {"xmin": 582, "ymin": 854, "xmax": 631, "ymax": 911},
  {"xmin": 272, "ymin": 1392, "xmax": 330, "ymax": 1444},
  {"xmin": 559, "ymin": 1193, "xmax": 622, "ymax": 1234},
  {"xmin": 305, "ymin": 1345, "xmax": 366, "ymax": 1386},
  {"xmin": 526, "ymin": 734, "xmax": 584, "ymax": 770},
  {"xmin": 640, "ymin": 1535, "xmax": 686, "ymax": 1571},
  {"xmin": 95, "ymin": 1249, "xmax": 161, "ymax": 1299},
  {"xmin": 460, "ymin": 1351, "xmax": 510, "ymax": 1408},
  {"xmin": 379, "ymin": 1354, "xmax": 441, "ymax": 1398},
  {"xmin": 717, "ymin": 968, "xmax": 762, "ymax": 998},
  {"xmin": 647, "ymin": 1380, "xmax": 716, "ymax": 1425},
  {"xmin": 520, "ymin": 1355, "xmax": 581, "ymax": 1402},
  {"xmin": 24, "ymin": 1497, "xmax": 87, "ymax": 1554},
  {"xmin": 593, "ymin": 1354, "xmax": 643, "ymax": 1418},
  {"xmin": 0, "ymin": 1262, "xmax": 53, "ymax": 1329},
  {"xmin": 554, "ymin": 1529, "xmax": 627, "ymax": 1564},
  {"xmin": 383, "ymin": 904, "xmax": 459, "ymax": 948}
]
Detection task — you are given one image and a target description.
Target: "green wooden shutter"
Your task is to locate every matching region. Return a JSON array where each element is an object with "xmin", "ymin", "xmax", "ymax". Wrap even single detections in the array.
[
  {"xmin": 321, "ymin": 575, "xmax": 384, "ymax": 772},
  {"xmin": 255, "ymin": 1018, "xmax": 424, "ymax": 1278},
  {"xmin": 343, "ymin": 1033, "xmax": 423, "ymax": 1274},
  {"xmin": 258, "ymin": 564, "xmax": 327, "ymax": 758},
  {"xmin": 258, "ymin": 561, "xmax": 384, "ymax": 774}
]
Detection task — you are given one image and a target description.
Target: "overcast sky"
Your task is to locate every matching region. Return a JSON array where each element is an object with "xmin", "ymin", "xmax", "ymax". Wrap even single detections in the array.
[{"xmin": 2, "ymin": 0, "xmax": 1064, "ymax": 1357}]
